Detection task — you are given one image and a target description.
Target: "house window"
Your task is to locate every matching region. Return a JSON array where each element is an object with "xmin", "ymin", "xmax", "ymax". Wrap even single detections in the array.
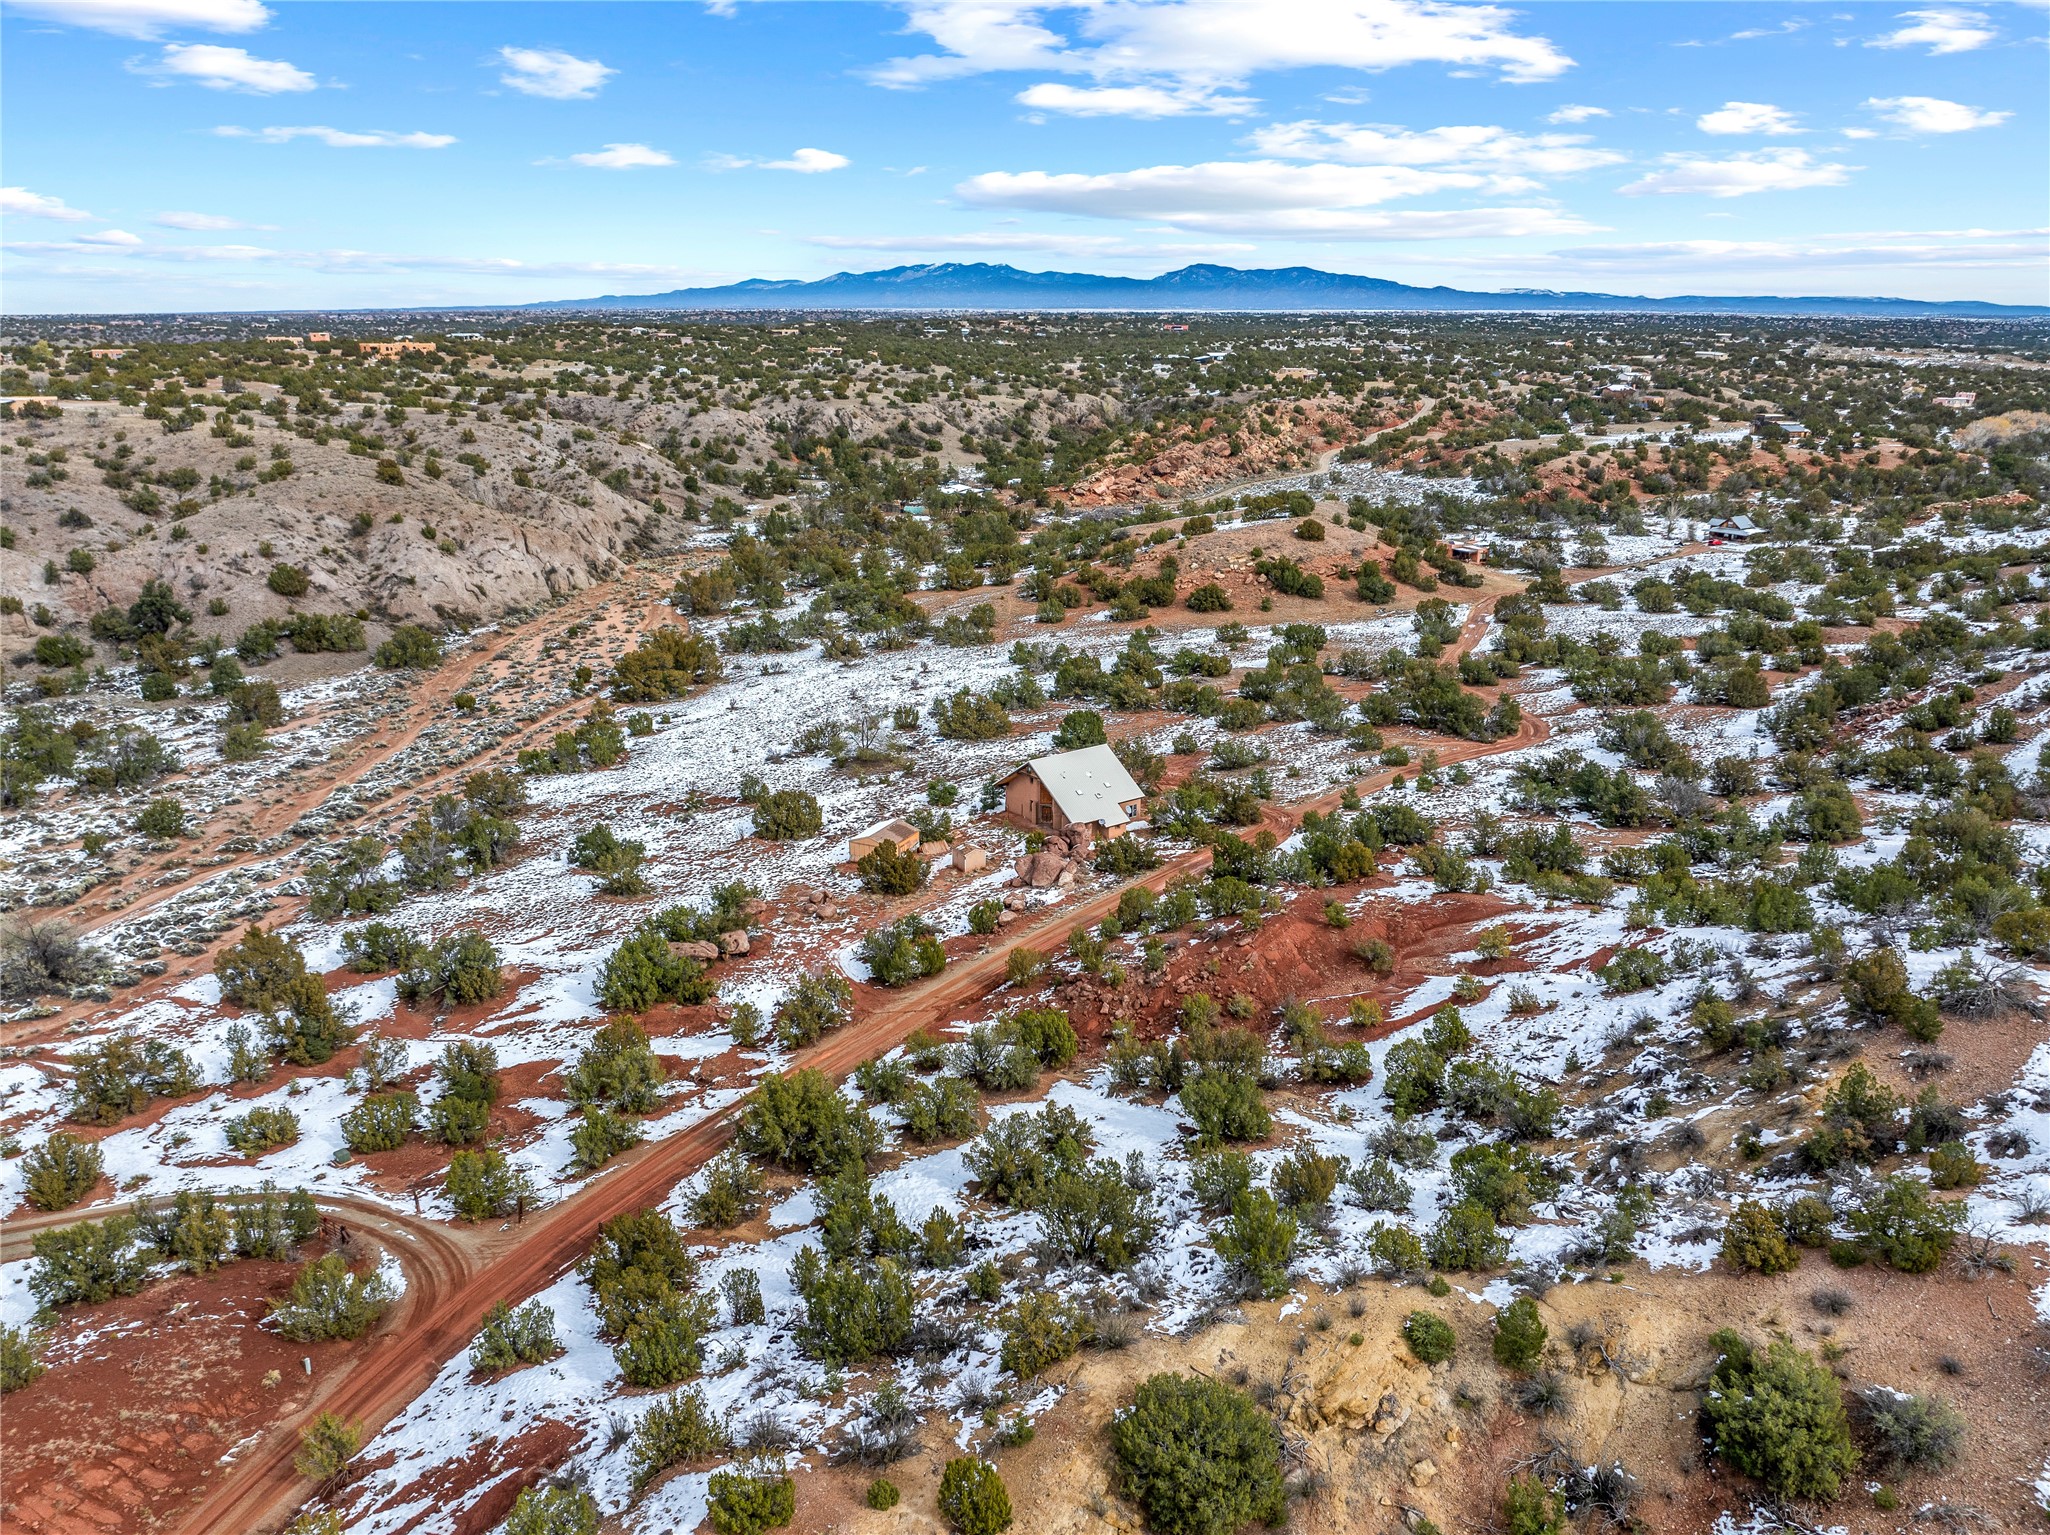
[{"xmin": 1037, "ymin": 802, "xmax": 1052, "ymax": 823}]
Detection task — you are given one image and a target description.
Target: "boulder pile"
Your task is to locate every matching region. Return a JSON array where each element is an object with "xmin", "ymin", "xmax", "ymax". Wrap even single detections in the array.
[{"xmin": 1011, "ymin": 830, "xmax": 1094, "ymax": 889}]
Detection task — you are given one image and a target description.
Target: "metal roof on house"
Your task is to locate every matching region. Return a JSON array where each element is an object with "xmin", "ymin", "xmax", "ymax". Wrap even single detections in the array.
[
  {"xmin": 852, "ymin": 817, "xmax": 920, "ymax": 845},
  {"xmin": 1010, "ymin": 745, "xmax": 1144, "ymax": 828}
]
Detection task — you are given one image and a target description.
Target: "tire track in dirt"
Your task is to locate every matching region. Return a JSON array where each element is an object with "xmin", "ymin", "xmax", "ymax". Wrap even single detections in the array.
[
  {"xmin": 11, "ymin": 572, "xmax": 694, "ymax": 1049},
  {"xmin": 158, "ymin": 590, "xmax": 1547, "ymax": 1535},
  {"xmin": 64, "ymin": 576, "xmax": 646, "ymax": 940},
  {"xmin": 1, "ymin": 1191, "xmax": 466, "ymax": 1276}
]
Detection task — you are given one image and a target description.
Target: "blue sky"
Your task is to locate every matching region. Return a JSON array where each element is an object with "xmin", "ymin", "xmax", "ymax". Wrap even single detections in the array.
[{"xmin": 2, "ymin": 0, "xmax": 2044, "ymax": 312}]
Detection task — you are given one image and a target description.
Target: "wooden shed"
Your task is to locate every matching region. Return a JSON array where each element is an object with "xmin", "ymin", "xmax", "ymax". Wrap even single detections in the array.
[{"xmin": 848, "ymin": 818, "xmax": 921, "ymax": 863}]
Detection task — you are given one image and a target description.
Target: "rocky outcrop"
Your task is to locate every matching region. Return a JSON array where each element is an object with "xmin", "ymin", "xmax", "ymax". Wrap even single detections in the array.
[
  {"xmin": 1015, "ymin": 852, "xmax": 1070, "ymax": 888},
  {"xmin": 1294, "ymin": 1346, "xmax": 1431, "ymax": 1437},
  {"xmin": 1012, "ymin": 831, "xmax": 1094, "ymax": 889}
]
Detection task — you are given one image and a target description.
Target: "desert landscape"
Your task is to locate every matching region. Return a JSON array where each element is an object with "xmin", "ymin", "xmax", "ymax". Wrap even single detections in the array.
[{"xmin": 1, "ymin": 306, "xmax": 2047, "ymax": 1535}]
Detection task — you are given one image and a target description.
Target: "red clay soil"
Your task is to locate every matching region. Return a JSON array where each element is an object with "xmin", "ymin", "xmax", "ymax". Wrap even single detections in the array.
[
  {"xmin": 0, "ymin": 1253, "xmax": 348, "ymax": 1535},
  {"xmin": 8, "ymin": 571, "xmax": 1542, "ymax": 1535},
  {"xmin": 339, "ymin": 1419, "xmax": 583, "ymax": 1535},
  {"xmin": 932, "ymin": 510, "xmax": 1522, "ymax": 648},
  {"xmin": 145, "ymin": 708, "xmax": 1552, "ymax": 1535},
  {"xmin": 1062, "ymin": 401, "xmax": 1377, "ymax": 507},
  {"xmin": 1055, "ymin": 881, "xmax": 1522, "ymax": 1047}
]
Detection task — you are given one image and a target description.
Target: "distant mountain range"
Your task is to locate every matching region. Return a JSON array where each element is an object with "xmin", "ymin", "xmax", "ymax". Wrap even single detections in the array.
[{"xmin": 530, "ymin": 262, "xmax": 2046, "ymax": 318}]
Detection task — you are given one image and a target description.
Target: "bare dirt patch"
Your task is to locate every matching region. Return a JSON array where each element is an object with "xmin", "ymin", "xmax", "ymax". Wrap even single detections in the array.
[
  {"xmin": 0, "ymin": 1251, "xmax": 357, "ymax": 1535},
  {"xmin": 784, "ymin": 1254, "xmax": 2050, "ymax": 1535}
]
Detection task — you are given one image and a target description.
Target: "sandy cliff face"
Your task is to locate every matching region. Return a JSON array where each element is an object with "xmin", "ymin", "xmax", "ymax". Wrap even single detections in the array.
[
  {"xmin": 0, "ymin": 403, "xmax": 671, "ymax": 640},
  {"xmin": 0, "ymin": 383, "xmax": 1127, "ymax": 644}
]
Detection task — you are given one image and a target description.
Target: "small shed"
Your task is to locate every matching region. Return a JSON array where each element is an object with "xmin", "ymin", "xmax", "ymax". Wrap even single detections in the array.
[
  {"xmin": 999, "ymin": 745, "xmax": 1146, "ymax": 840},
  {"xmin": 848, "ymin": 818, "xmax": 920, "ymax": 863},
  {"xmin": 1446, "ymin": 541, "xmax": 1489, "ymax": 564},
  {"xmin": 1706, "ymin": 515, "xmax": 1762, "ymax": 541}
]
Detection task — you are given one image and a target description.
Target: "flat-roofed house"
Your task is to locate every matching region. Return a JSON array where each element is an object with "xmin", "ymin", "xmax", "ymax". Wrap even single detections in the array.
[{"xmin": 999, "ymin": 745, "xmax": 1145, "ymax": 840}]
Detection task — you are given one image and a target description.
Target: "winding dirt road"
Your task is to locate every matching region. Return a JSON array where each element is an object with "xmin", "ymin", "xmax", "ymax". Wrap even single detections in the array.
[
  {"xmin": 117, "ymin": 588, "xmax": 1545, "ymax": 1535},
  {"xmin": 3, "ymin": 576, "xmax": 1539, "ymax": 1534}
]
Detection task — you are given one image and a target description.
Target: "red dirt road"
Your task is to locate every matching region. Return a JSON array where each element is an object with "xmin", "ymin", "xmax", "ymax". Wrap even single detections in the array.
[
  {"xmin": 4, "ymin": 588, "xmax": 1539, "ymax": 1535},
  {"xmin": 152, "ymin": 590, "xmax": 1541, "ymax": 1535}
]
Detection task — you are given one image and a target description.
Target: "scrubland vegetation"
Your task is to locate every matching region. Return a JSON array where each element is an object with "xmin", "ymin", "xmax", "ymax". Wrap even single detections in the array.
[{"xmin": 3, "ymin": 310, "xmax": 2049, "ymax": 1535}]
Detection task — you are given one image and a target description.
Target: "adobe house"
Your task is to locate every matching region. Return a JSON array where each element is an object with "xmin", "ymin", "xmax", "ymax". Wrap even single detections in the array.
[
  {"xmin": 847, "ymin": 818, "xmax": 921, "ymax": 863},
  {"xmin": 999, "ymin": 744, "xmax": 1145, "ymax": 840}
]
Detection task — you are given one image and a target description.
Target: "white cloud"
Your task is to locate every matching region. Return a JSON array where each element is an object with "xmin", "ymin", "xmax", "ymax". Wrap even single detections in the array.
[
  {"xmin": 1696, "ymin": 101, "xmax": 1802, "ymax": 135},
  {"xmin": 0, "ymin": 235, "xmax": 721, "ymax": 281},
  {"xmin": 1, "ymin": 0, "xmax": 269, "ymax": 38},
  {"xmin": 961, "ymin": 159, "xmax": 1478, "ymax": 216},
  {"xmin": 1181, "ymin": 206, "xmax": 1594, "ymax": 239},
  {"xmin": 1249, "ymin": 119, "xmax": 1624, "ymax": 175},
  {"xmin": 869, "ymin": 0, "xmax": 1574, "ymax": 100},
  {"xmin": 806, "ymin": 231, "xmax": 1259, "ymax": 258},
  {"xmin": 77, "ymin": 228, "xmax": 144, "ymax": 246},
  {"xmin": 1866, "ymin": 95, "xmax": 2010, "ymax": 132},
  {"xmin": 214, "ymin": 124, "xmax": 456, "ymax": 148},
  {"xmin": 767, "ymin": 147, "xmax": 849, "ymax": 173},
  {"xmin": 1619, "ymin": 148, "xmax": 1850, "ymax": 197},
  {"xmin": 1540, "ymin": 231, "xmax": 2048, "ymax": 274},
  {"xmin": 708, "ymin": 147, "xmax": 849, "ymax": 173},
  {"xmin": 0, "ymin": 187, "xmax": 94, "ymax": 221},
  {"xmin": 496, "ymin": 46, "xmax": 614, "ymax": 99},
  {"xmin": 1728, "ymin": 17, "xmax": 1810, "ymax": 41},
  {"xmin": 1546, "ymin": 104, "xmax": 1608, "ymax": 124},
  {"xmin": 954, "ymin": 158, "xmax": 1595, "ymax": 238},
  {"xmin": 1868, "ymin": 7, "xmax": 1996, "ymax": 52},
  {"xmin": 1355, "ymin": 224, "xmax": 2047, "ymax": 302},
  {"xmin": 140, "ymin": 42, "xmax": 314, "ymax": 92},
  {"xmin": 870, "ymin": 0, "xmax": 1067, "ymax": 83},
  {"xmin": 565, "ymin": 142, "xmax": 675, "ymax": 169},
  {"xmin": 1017, "ymin": 81, "xmax": 1253, "ymax": 117},
  {"xmin": 153, "ymin": 209, "xmax": 270, "ymax": 229}
]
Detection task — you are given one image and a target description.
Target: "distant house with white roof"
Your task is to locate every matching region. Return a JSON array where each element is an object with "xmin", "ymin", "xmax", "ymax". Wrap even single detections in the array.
[{"xmin": 998, "ymin": 745, "xmax": 1145, "ymax": 840}]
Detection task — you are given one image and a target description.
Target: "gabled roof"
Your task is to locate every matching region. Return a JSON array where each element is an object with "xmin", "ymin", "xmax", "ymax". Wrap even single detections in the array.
[{"xmin": 1008, "ymin": 744, "xmax": 1145, "ymax": 827}]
